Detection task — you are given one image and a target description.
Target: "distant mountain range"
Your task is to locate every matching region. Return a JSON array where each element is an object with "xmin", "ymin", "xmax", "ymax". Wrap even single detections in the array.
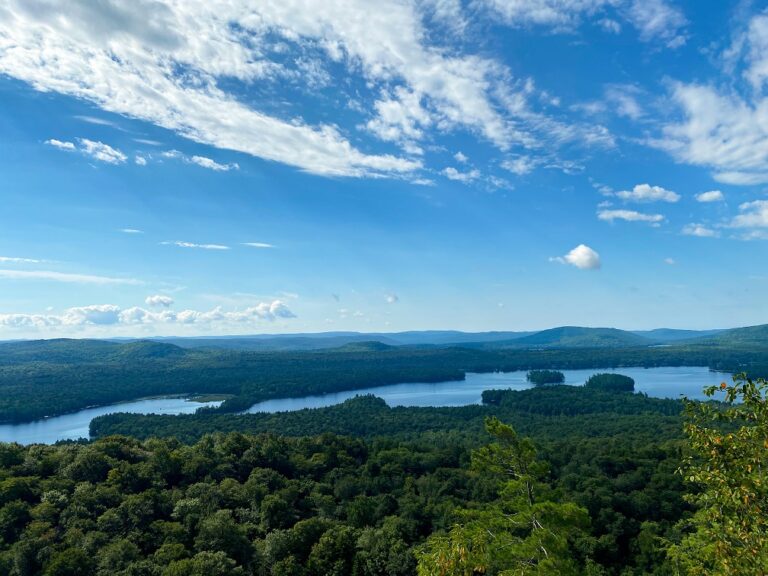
[
  {"xmin": 110, "ymin": 325, "xmax": 738, "ymax": 351},
  {"xmin": 4, "ymin": 324, "xmax": 767, "ymax": 355}
]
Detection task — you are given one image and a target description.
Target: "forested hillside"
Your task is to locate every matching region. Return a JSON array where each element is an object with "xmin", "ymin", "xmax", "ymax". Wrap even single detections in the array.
[{"xmin": 2, "ymin": 334, "xmax": 768, "ymax": 423}]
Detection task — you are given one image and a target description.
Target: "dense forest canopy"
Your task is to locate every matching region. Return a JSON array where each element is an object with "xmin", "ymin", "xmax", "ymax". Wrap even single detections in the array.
[{"xmin": 585, "ymin": 373, "xmax": 635, "ymax": 392}]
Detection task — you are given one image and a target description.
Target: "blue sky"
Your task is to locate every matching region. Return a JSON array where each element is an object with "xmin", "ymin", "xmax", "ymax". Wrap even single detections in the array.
[{"xmin": 1, "ymin": 0, "xmax": 768, "ymax": 337}]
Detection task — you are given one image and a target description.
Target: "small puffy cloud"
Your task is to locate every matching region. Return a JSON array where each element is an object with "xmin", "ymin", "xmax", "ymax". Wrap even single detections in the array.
[
  {"xmin": 45, "ymin": 139, "xmax": 75, "ymax": 151},
  {"xmin": 135, "ymin": 155, "xmax": 148, "ymax": 166},
  {"xmin": 730, "ymin": 200, "xmax": 768, "ymax": 228},
  {"xmin": 551, "ymin": 244, "xmax": 601, "ymax": 270},
  {"xmin": 681, "ymin": 223, "xmax": 720, "ymax": 238},
  {"xmin": 454, "ymin": 151, "xmax": 468, "ymax": 163},
  {"xmin": 190, "ymin": 155, "xmax": 239, "ymax": 171},
  {"xmin": 243, "ymin": 242, "xmax": 275, "ymax": 248},
  {"xmin": 442, "ymin": 167, "xmax": 481, "ymax": 182},
  {"xmin": 162, "ymin": 241, "xmax": 230, "ymax": 250},
  {"xmin": 614, "ymin": 183, "xmax": 680, "ymax": 203},
  {"xmin": 597, "ymin": 209, "xmax": 664, "ymax": 224},
  {"xmin": 695, "ymin": 190, "xmax": 724, "ymax": 203},
  {"xmin": 78, "ymin": 139, "xmax": 127, "ymax": 164},
  {"xmin": 145, "ymin": 294, "xmax": 174, "ymax": 308},
  {"xmin": 385, "ymin": 294, "xmax": 399, "ymax": 304}
]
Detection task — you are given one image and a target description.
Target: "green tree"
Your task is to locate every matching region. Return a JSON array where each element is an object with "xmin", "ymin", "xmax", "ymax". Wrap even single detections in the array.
[
  {"xmin": 416, "ymin": 417, "xmax": 589, "ymax": 575},
  {"xmin": 668, "ymin": 374, "xmax": 768, "ymax": 575}
]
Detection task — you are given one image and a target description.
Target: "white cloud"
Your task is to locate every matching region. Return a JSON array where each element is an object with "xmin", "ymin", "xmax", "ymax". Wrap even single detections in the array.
[
  {"xmin": 0, "ymin": 0, "xmax": 422, "ymax": 177},
  {"xmin": 0, "ymin": 300, "xmax": 296, "ymax": 330},
  {"xmin": 0, "ymin": 0, "xmax": 613, "ymax": 177},
  {"xmin": 145, "ymin": 294, "xmax": 174, "ymax": 308},
  {"xmin": 74, "ymin": 115, "xmax": 119, "ymax": 128},
  {"xmin": 0, "ymin": 269, "xmax": 141, "ymax": 285},
  {"xmin": 162, "ymin": 241, "xmax": 230, "ymax": 250},
  {"xmin": 477, "ymin": 0, "xmax": 612, "ymax": 29},
  {"xmin": 597, "ymin": 209, "xmax": 664, "ymax": 223},
  {"xmin": 653, "ymin": 81, "xmax": 768, "ymax": 186},
  {"xmin": 454, "ymin": 151, "xmax": 468, "ymax": 163},
  {"xmin": 599, "ymin": 18, "xmax": 621, "ymax": 34},
  {"xmin": 190, "ymin": 155, "xmax": 239, "ymax": 171},
  {"xmin": 501, "ymin": 155, "xmax": 539, "ymax": 175},
  {"xmin": 614, "ymin": 183, "xmax": 680, "ymax": 203},
  {"xmin": 0, "ymin": 256, "xmax": 41, "ymax": 263},
  {"xmin": 730, "ymin": 200, "xmax": 768, "ymax": 228},
  {"xmin": 551, "ymin": 244, "xmax": 601, "ymax": 270},
  {"xmin": 442, "ymin": 166, "xmax": 481, "ymax": 182},
  {"xmin": 78, "ymin": 138, "xmax": 127, "ymax": 164},
  {"xmin": 134, "ymin": 138, "xmax": 162, "ymax": 146},
  {"xmin": 625, "ymin": 0, "xmax": 686, "ymax": 47},
  {"xmin": 45, "ymin": 139, "xmax": 75, "ymax": 151},
  {"xmin": 695, "ymin": 190, "xmax": 724, "ymax": 203},
  {"xmin": 46, "ymin": 136, "xmax": 128, "ymax": 164},
  {"xmin": 664, "ymin": 257, "xmax": 676, "ymax": 265},
  {"xmin": 135, "ymin": 155, "xmax": 147, "ymax": 166},
  {"xmin": 120, "ymin": 228, "xmax": 144, "ymax": 234},
  {"xmin": 681, "ymin": 223, "xmax": 719, "ymax": 238},
  {"xmin": 385, "ymin": 294, "xmax": 399, "ymax": 304},
  {"xmin": 476, "ymin": 0, "xmax": 686, "ymax": 45},
  {"xmin": 243, "ymin": 242, "xmax": 275, "ymax": 248},
  {"xmin": 604, "ymin": 84, "xmax": 643, "ymax": 120}
]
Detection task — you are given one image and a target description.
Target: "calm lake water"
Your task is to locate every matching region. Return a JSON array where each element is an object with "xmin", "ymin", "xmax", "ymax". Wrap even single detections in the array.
[
  {"xmin": 246, "ymin": 366, "xmax": 732, "ymax": 413},
  {"xmin": 0, "ymin": 397, "xmax": 223, "ymax": 445},
  {"xmin": 0, "ymin": 366, "xmax": 732, "ymax": 445}
]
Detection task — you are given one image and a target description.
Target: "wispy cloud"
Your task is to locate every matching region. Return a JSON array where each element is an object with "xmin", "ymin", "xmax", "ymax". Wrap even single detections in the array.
[
  {"xmin": 120, "ymin": 228, "xmax": 144, "ymax": 234},
  {"xmin": 681, "ymin": 223, "xmax": 720, "ymax": 238},
  {"xmin": 243, "ymin": 242, "xmax": 275, "ymax": 249},
  {"xmin": 162, "ymin": 241, "xmax": 230, "ymax": 250},
  {"xmin": 0, "ymin": 269, "xmax": 141, "ymax": 285},
  {"xmin": 0, "ymin": 256, "xmax": 42, "ymax": 264},
  {"xmin": 47, "ymin": 137, "xmax": 127, "ymax": 164},
  {"xmin": 74, "ymin": 115, "xmax": 120, "ymax": 128},
  {"xmin": 45, "ymin": 139, "xmax": 75, "ymax": 151},
  {"xmin": 442, "ymin": 166, "xmax": 480, "ymax": 182},
  {"xmin": 190, "ymin": 155, "xmax": 238, "ymax": 171},
  {"xmin": 78, "ymin": 138, "xmax": 127, "ymax": 164},
  {"xmin": 597, "ymin": 209, "xmax": 664, "ymax": 224}
]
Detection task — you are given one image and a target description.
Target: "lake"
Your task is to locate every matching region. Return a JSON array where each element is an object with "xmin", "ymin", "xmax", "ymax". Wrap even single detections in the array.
[
  {"xmin": 0, "ymin": 397, "xmax": 223, "ymax": 445},
  {"xmin": 245, "ymin": 366, "xmax": 732, "ymax": 413},
  {"xmin": 0, "ymin": 366, "xmax": 732, "ymax": 445}
]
